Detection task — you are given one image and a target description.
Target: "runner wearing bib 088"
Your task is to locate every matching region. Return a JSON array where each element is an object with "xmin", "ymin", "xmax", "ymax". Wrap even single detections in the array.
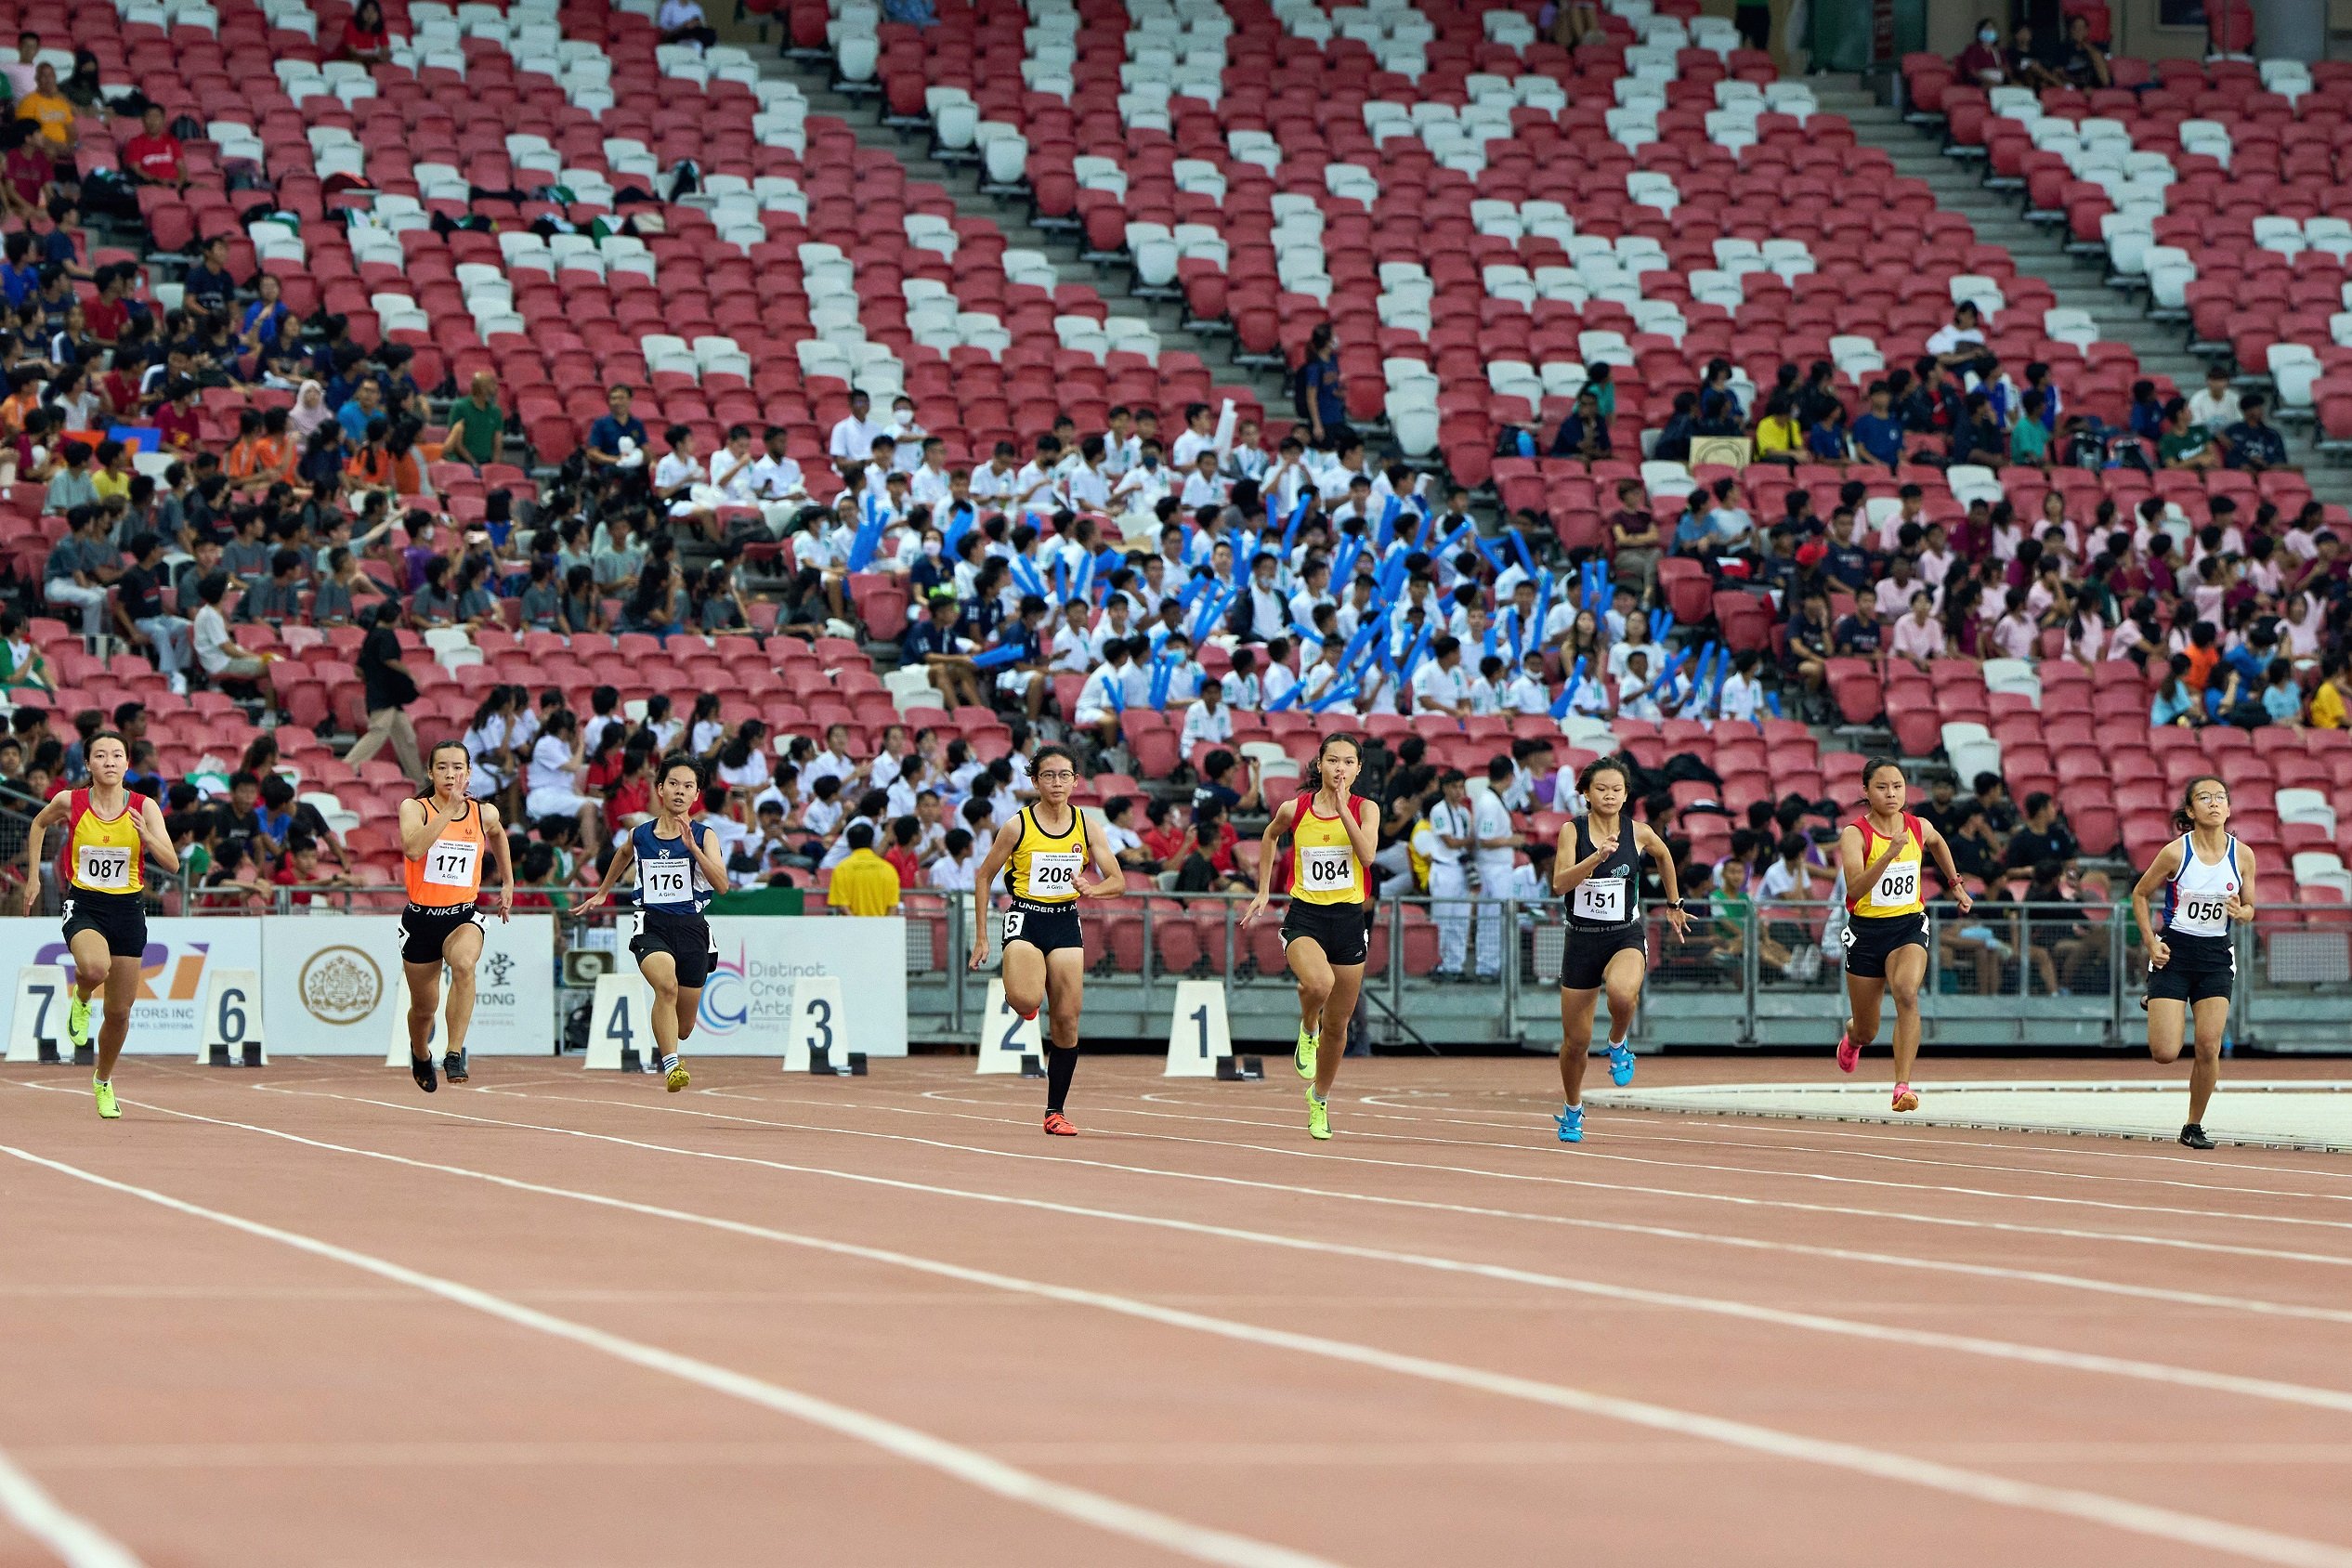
[
  {"xmin": 396, "ymin": 740, "xmax": 515, "ymax": 1093},
  {"xmin": 1836, "ymin": 758, "xmax": 1969, "ymax": 1114},
  {"xmin": 20, "ymin": 731, "xmax": 180, "ymax": 1121},
  {"xmin": 1244, "ymin": 733, "xmax": 1380, "ymax": 1141},
  {"xmin": 969, "ymin": 745, "xmax": 1126, "ymax": 1136},
  {"xmin": 1548, "ymin": 755, "xmax": 1691, "ymax": 1144}
]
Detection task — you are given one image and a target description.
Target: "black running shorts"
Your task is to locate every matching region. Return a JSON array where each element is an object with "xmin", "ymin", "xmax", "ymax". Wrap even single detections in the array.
[
  {"xmin": 632, "ymin": 908, "xmax": 716, "ymax": 989},
  {"xmin": 61, "ymin": 889, "xmax": 146, "ymax": 960},
  {"xmin": 1280, "ymin": 899, "xmax": 1369, "ymax": 966},
  {"xmin": 1002, "ymin": 900, "xmax": 1083, "ymax": 955},
  {"xmin": 400, "ymin": 903, "xmax": 481, "ymax": 965}
]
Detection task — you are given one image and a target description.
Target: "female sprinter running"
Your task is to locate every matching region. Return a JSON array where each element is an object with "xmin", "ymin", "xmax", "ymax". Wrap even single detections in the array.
[
  {"xmin": 577, "ymin": 755, "xmax": 728, "ymax": 1092},
  {"xmin": 1243, "ymin": 731, "xmax": 1378, "ymax": 1141},
  {"xmin": 969, "ymin": 745, "xmax": 1124, "ymax": 1134},
  {"xmin": 398, "ymin": 739, "xmax": 514, "ymax": 1092},
  {"xmin": 1836, "ymin": 758, "xmax": 1969, "ymax": 1111},
  {"xmin": 1549, "ymin": 755, "xmax": 1688, "ymax": 1143},
  {"xmin": 2130, "ymin": 775, "xmax": 2254, "ymax": 1150},
  {"xmin": 19, "ymin": 731, "xmax": 178, "ymax": 1118}
]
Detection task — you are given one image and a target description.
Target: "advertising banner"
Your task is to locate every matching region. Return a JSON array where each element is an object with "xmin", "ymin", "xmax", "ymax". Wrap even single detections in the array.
[
  {"xmin": 0, "ymin": 917, "xmax": 263, "ymax": 1057},
  {"xmin": 260, "ymin": 914, "xmax": 555, "ymax": 1055},
  {"xmin": 693, "ymin": 917, "xmax": 908, "ymax": 1058}
]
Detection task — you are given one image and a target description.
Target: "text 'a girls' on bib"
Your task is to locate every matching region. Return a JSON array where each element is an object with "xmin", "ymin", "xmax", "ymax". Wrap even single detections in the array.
[
  {"xmin": 1027, "ymin": 851, "xmax": 1082, "ymax": 899},
  {"xmin": 424, "ymin": 839, "xmax": 479, "ymax": 888},
  {"xmin": 1299, "ymin": 843, "xmax": 1354, "ymax": 892},
  {"xmin": 76, "ymin": 844, "xmax": 132, "ymax": 890},
  {"xmin": 1575, "ymin": 875, "xmax": 1627, "ymax": 922}
]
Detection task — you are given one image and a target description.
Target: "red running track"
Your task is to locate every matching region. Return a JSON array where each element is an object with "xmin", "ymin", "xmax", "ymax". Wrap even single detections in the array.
[{"xmin": 5, "ymin": 1055, "xmax": 2352, "ymax": 1568}]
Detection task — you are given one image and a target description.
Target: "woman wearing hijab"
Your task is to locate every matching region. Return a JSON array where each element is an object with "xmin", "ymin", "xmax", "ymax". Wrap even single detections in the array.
[{"xmin": 288, "ymin": 379, "xmax": 333, "ymax": 439}]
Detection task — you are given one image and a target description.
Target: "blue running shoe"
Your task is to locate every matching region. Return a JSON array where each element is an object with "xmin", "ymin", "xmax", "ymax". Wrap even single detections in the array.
[
  {"xmin": 1608, "ymin": 1042, "xmax": 1636, "ymax": 1087},
  {"xmin": 1555, "ymin": 1103, "xmax": 1585, "ymax": 1143}
]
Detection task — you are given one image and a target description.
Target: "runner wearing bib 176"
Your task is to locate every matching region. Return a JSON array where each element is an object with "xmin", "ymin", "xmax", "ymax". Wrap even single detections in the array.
[
  {"xmin": 969, "ymin": 745, "xmax": 1126, "ymax": 1135},
  {"xmin": 397, "ymin": 740, "xmax": 514, "ymax": 1093},
  {"xmin": 2129, "ymin": 775, "xmax": 2254, "ymax": 1151},
  {"xmin": 576, "ymin": 755, "xmax": 729, "ymax": 1094},
  {"xmin": 1549, "ymin": 756, "xmax": 1690, "ymax": 1144},
  {"xmin": 1243, "ymin": 732, "xmax": 1378, "ymax": 1141},
  {"xmin": 19, "ymin": 731, "xmax": 179, "ymax": 1120},
  {"xmin": 1836, "ymin": 758, "xmax": 1969, "ymax": 1113}
]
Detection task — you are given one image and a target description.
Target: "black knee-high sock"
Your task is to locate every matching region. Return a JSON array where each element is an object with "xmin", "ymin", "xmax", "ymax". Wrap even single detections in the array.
[{"xmin": 1045, "ymin": 1045, "xmax": 1078, "ymax": 1113}]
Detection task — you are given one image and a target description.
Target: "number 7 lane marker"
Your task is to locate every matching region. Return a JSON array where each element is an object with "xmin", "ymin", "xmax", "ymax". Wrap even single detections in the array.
[
  {"xmin": 20, "ymin": 1092, "xmax": 2352, "ymax": 1568},
  {"xmin": 0, "ymin": 1140, "xmax": 1335, "ymax": 1568}
]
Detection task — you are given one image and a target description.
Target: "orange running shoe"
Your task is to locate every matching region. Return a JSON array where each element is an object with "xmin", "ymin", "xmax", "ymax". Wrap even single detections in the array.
[
  {"xmin": 1892, "ymin": 1083, "xmax": 1920, "ymax": 1113},
  {"xmin": 1043, "ymin": 1110, "xmax": 1077, "ymax": 1135}
]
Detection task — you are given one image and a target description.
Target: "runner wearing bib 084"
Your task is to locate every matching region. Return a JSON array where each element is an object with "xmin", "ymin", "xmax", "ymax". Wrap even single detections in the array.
[{"xmin": 1279, "ymin": 794, "xmax": 1369, "ymax": 967}]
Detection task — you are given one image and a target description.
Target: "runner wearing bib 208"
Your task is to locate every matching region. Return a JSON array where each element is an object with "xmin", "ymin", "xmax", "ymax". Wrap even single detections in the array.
[
  {"xmin": 1835, "ymin": 758, "xmax": 1969, "ymax": 1114},
  {"xmin": 2129, "ymin": 774, "xmax": 2256, "ymax": 1150},
  {"xmin": 397, "ymin": 740, "xmax": 516, "ymax": 1093},
  {"xmin": 969, "ymin": 745, "xmax": 1126, "ymax": 1135},
  {"xmin": 20, "ymin": 731, "xmax": 180, "ymax": 1120},
  {"xmin": 577, "ymin": 756, "xmax": 731, "ymax": 1093},
  {"xmin": 1244, "ymin": 733, "xmax": 1379, "ymax": 1141},
  {"xmin": 1548, "ymin": 756, "xmax": 1691, "ymax": 1144}
]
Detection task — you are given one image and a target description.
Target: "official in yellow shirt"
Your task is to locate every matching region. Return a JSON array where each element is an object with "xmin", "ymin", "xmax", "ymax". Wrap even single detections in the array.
[
  {"xmin": 826, "ymin": 826, "xmax": 901, "ymax": 916},
  {"xmin": 2312, "ymin": 668, "xmax": 2346, "ymax": 730},
  {"xmin": 16, "ymin": 64, "xmax": 74, "ymax": 149}
]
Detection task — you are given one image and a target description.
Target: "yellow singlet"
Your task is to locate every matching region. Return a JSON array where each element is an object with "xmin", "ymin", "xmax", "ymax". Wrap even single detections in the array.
[
  {"xmin": 1848, "ymin": 813, "xmax": 1926, "ymax": 919},
  {"xmin": 1288, "ymin": 796, "xmax": 1367, "ymax": 905},
  {"xmin": 1006, "ymin": 804, "xmax": 1085, "ymax": 905},
  {"xmin": 65, "ymin": 789, "xmax": 143, "ymax": 895}
]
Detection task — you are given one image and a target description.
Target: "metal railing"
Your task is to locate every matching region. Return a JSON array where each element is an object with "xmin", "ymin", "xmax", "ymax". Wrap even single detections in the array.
[{"xmin": 156, "ymin": 888, "xmax": 2352, "ymax": 1053}]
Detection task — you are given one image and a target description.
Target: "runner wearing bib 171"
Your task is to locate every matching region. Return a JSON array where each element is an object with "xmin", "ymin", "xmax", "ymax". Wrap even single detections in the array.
[
  {"xmin": 969, "ymin": 745, "xmax": 1125, "ymax": 1135},
  {"xmin": 1548, "ymin": 756, "xmax": 1690, "ymax": 1144},
  {"xmin": 1836, "ymin": 758, "xmax": 1969, "ymax": 1113},
  {"xmin": 20, "ymin": 731, "xmax": 179, "ymax": 1120},
  {"xmin": 397, "ymin": 740, "xmax": 515, "ymax": 1094},
  {"xmin": 578, "ymin": 755, "xmax": 728, "ymax": 1094},
  {"xmin": 2129, "ymin": 774, "xmax": 2255, "ymax": 1151},
  {"xmin": 1243, "ymin": 732, "xmax": 1379, "ymax": 1141}
]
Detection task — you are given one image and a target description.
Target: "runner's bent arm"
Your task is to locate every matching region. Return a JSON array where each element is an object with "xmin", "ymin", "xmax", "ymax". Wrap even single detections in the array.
[
  {"xmin": 1918, "ymin": 820, "xmax": 1972, "ymax": 913},
  {"xmin": 1636, "ymin": 821, "xmax": 1691, "ymax": 939},
  {"xmin": 574, "ymin": 836, "xmax": 636, "ymax": 913},
  {"xmin": 2229, "ymin": 843, "xmax": 2258, "ymax": 921},
  {"xmin": 1078, "ymin": 813, "xmax": 1125, "ymax": 898},
  {"xmin": 1551, "ymin": 822, "xmax": 1615, "ymax": 895},
  {"xmin": 398, "ymin": 795, "xmax": 455, "ymax": 859},
  {"xmin": 967, "ymin": 820, "xmax": 1021, "ymax": 965},
  {"xmin": 481, "ymin": 803, "xmax": 513, "ymax": 918},
  {"xmin": 2128, "ymin": 840, "xmax": 2183, "ymax": 957},
  {"xmin": 136, "ymin": 796, "xmax": 179, "ymax": 875},
  {"xmin": 686, "ymin": 822, "xmax": 730, "ymax": 888},
  {"xmin": 1839, "ymin": 823, "xmax": 1902, "ymax": 895},
  {"xmin": 1339, "ymin": 795, "xmax": 1379, "ymax": 869}
]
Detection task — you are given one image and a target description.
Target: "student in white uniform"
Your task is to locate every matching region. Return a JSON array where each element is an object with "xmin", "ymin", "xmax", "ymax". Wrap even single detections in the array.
[
  {"xmin": 1418, "ymin": 770, "xmax": 1477, "ymax": 976},
  {"xmin": 1470, "ymin": 758, "xmax": 1521, "ymax": 978}
]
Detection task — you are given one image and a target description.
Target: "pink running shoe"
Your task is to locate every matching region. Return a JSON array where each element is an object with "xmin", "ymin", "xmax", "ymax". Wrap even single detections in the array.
[
  {"xmin": 1892, "ymin": 1083, "xmax": 1920, "ymax": 1113},
  {"xmin": 1836, "ymin": 1027, "xmax": 1860, "ymax": 1075}
]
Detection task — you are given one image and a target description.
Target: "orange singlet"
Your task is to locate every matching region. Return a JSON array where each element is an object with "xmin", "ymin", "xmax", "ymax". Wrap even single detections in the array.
[{"xmin": 403, "ymin": 799, "xmax": 485, "ymax": 908}]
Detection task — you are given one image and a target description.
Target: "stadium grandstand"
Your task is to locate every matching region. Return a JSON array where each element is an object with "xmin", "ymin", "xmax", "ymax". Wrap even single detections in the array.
[{"xmin": 0, "ymin": 0, "xmax": 2345, "ymax": 1047}]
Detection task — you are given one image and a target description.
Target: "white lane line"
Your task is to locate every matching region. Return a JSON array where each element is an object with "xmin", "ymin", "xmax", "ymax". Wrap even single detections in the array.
[
  {"xmin": 0, "ymin": 1444, "xmax": 145, "ymax": 1568},
  {"xmin": 224, "ymin": 1084, "xmax": 2352, "ymax": 1418},
  {"xmin": 645, "ymin": 1093, "xmax": 2352, "ymax": 1326},
  {"xmin": 49, "ymin": 1095, "xmax": 2352, "ymax": 1568},
  {"xmin": 0, "ymin": 1140, "xmax": 1338, "ymax": 1568},
  {"xmin": 949, "ymin": 1086, "xmax": 2352, "ymax": 1235},
  {"xmin": 871, "ymin": 1084, "xmax": 2352, "ymax": 1270}
]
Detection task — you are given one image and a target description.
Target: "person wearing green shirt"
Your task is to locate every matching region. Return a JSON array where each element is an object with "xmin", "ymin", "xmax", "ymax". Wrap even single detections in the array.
[
  {"xmin": 446, "ymin": 371, "xmax": 504, "ymax": 467},
  {"xmin": 2158, "ymin": 400, "xmax": 2219, "ymax": 470},
  {"xmin": 2009, "ymin": 390, "xmax": 2050, "ymax": 467}
]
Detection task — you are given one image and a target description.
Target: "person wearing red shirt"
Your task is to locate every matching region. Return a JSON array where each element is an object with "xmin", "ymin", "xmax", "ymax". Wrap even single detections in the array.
[
  {"xmin": 152, "ymin": 379, "xmax": 200, "ymax": 450},
  {"xmin": 882, "ymin": 817, "xmax": 922, "ymax": 888},
  {"xmin": 119, "ymin": 106, "xmax": 183, "ymax": 188},
  {"xmin": 82, "ymin": 267, "xmax": 127, "ymax": 344},
  {"xmin": 339, "ymin": 0, "xmax": 388, "ymax": 62}
]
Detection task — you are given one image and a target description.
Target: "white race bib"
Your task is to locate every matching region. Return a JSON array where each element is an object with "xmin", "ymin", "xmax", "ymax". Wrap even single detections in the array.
[
  {"xmin": 638, "ymin": 856, "xmax": 691, "ymax": 906},
  {"xmin": 1026, "ymin": 851, "xmax": 1082, "ymax": 900},
  {"xmin": 76, "ymin": 843, "xmax": 132, "ymax": 891},
  {"xmin": 1574, "ymin": 875, "xmax": 1627, "ymax": 923},
  {"xmin": 1299, "ymin": 844, "xmax": 1354, "ymax": 892},
  {"xmin": 423, "ymin": 839, "xmax": 479, "ymax": 889},
  {"xmin": 2176, "ymin": 894, "xmax": 2228, "ymax": 935},
  {"xmin": 1872, "ymin": 860, "xmax": 1919, "ymax": 909}
]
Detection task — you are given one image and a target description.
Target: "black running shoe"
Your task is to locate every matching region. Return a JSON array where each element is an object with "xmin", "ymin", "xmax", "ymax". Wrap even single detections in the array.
[
  {"xmin": 443, "ymin": 1050, "xmax": 468, "ymax": 1084},
  {"xmin": 412, "ymin": 1053, "xmax": 438, "ymax": 1093},
  {"xmin": 2179, "ymin": 1122, "xmax": 2215, "ymax": 1150}
]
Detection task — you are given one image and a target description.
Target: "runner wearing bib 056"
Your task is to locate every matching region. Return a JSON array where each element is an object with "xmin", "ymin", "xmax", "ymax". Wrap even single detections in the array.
[{"xmin": 2130, "ymin": 775, "xmax": 2256, "ymax": 1150}]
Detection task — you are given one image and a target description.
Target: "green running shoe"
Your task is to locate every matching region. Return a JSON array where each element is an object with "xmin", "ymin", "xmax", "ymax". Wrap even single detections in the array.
[
  {"xmin": 1306, "ymin": 1089, "xmax": 1329, "ymax": 1142},
  {"xmin": 66, "ymin": 993, "xmax": 90, "ymax": 1051},
  {"xmin": 665, "ymin": 1062, "xmax": 690, "ymax": 1092},
  {"xmin": 93, "ymin": 1078, "xmax": 118, "ymax": 1120},
  {"xmin": 1293, "ymin": 1026, "xmax": 1317, "ymax": 1081}
]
